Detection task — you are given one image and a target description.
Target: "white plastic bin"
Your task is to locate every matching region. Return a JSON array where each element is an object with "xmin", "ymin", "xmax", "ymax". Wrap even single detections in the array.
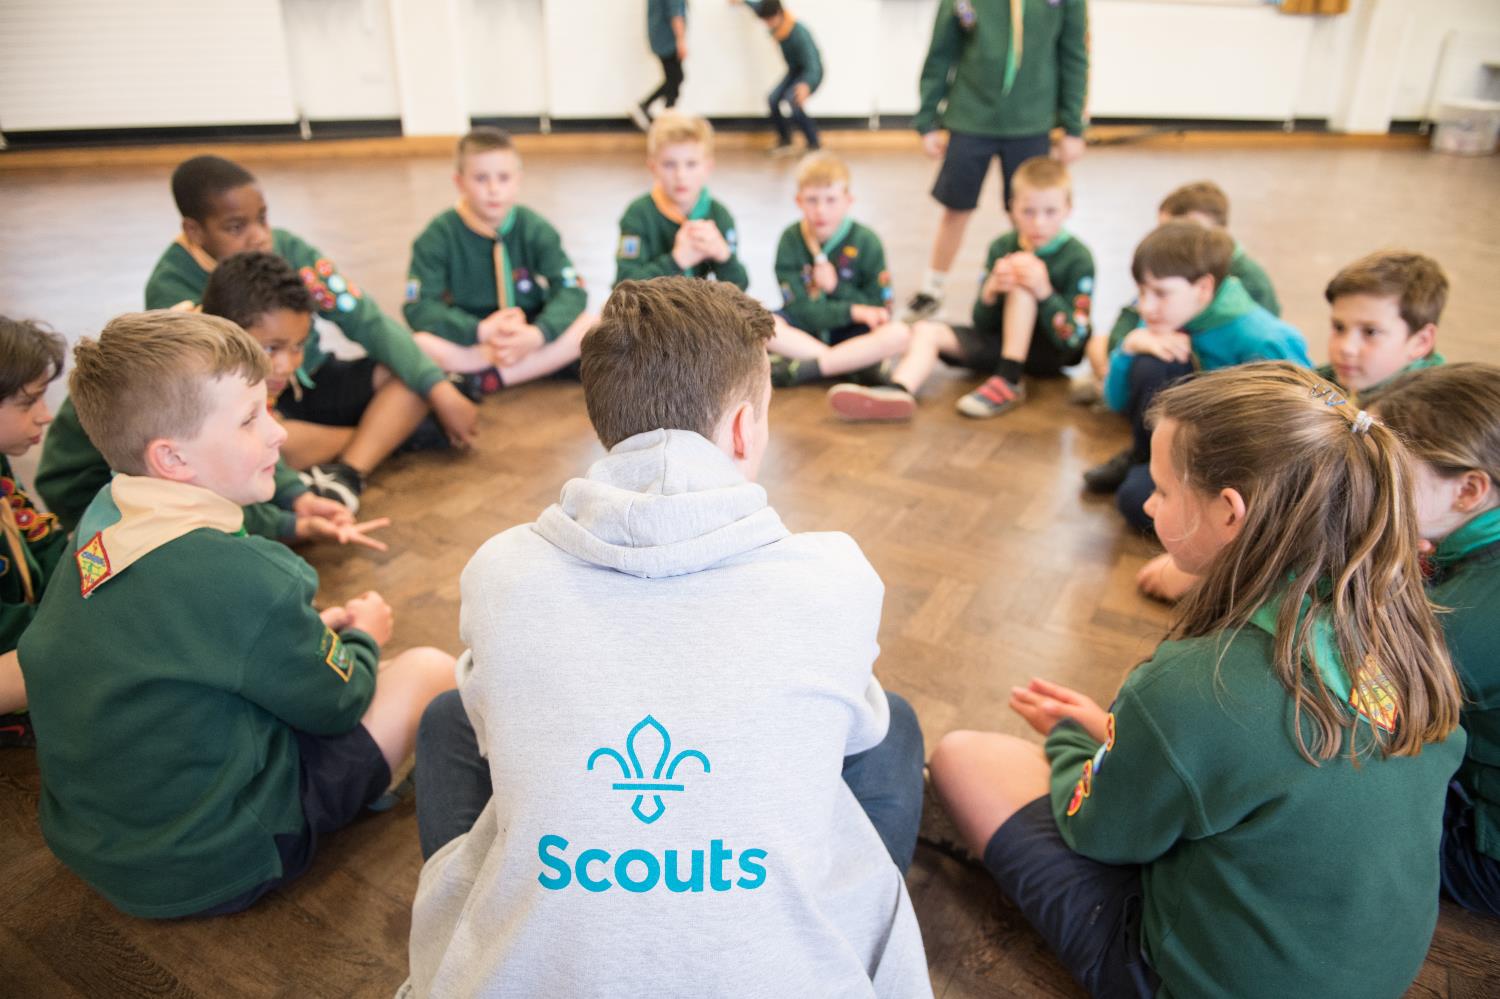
[{"xmin": 1431, "ymin": 98, "xmax": 1500, "ymax": 156}]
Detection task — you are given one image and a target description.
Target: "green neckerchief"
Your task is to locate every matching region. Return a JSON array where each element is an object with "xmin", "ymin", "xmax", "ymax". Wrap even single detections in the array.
[
  {"xmin": 1434, "ymin": 507, "xmax": 1500, "ymax": 569},
  {"xmin": 496, "ymin": 205, "xmax": 519, "ymax": 309},
  {"xmin": 1184, "ymin": 276, "xmax": 1256, "ymax": 335},
  {"xmin": 1001, "ymin": 0, "xmax": 1023, "ymax": 96},
  {"xmin": 1034, "ymin": 230, "xmax": 1071, "ymax": 257},
  {"xmin": 1231, "ymin": 240, "xmax": 1245, "ymax": 263},
  {"xmin": 1351, "ymin": 352, "xmax": 1446, "ymax": 405},
  {"xmin": 688, "ymin": 187, "xmax": 712, "ymax": 221},
  {"xmin": 1247, "ymin": 583, "xmax": 1398, "ymax": 733},
  {"xmin": 818, "ymin": 217, "xmax": 855, "ymax": 257}
]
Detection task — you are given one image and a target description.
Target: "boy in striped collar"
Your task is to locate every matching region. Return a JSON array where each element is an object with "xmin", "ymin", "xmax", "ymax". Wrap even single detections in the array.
[
  {"xmin": 615, "ymin": 113, "xmax": 749, "ymax": 290},
  {"xmin": 405, "ymin": 128, "xmax": 594, "ymax": 397}
]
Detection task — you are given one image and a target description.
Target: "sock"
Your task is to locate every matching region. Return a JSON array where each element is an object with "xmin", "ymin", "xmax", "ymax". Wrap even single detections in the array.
[
  {"xmin": 921, "ymin": 270, "xmax": 947, "ymax": 297},
  {"xmin": 995, "ymin": 358, "xmax": 1024, "ymax": 384}
]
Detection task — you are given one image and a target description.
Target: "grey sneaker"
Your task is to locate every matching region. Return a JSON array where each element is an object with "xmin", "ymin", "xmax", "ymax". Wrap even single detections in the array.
[{"xmin": 955, "ymin": 375, "xmax": 1025, "ymax": 418}]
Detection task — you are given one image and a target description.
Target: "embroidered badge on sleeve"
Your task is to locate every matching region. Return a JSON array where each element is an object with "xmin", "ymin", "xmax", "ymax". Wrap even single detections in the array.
[
  {"xmin": 320, "ymin": 626, "xmax": 355, "ymax": 682},
  {"xmin": 619, "ymin": 235, "xmax": 642, "ymax": 260},
  {"xmin": 77, "ymin": 533, "xmax": 112, "ymax": 598}
]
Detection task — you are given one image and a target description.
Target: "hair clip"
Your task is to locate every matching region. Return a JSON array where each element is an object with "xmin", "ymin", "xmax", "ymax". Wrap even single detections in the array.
[
  {"xmin": 1309, "ymin": 383, "xmax": 1347, "ymax": 407},
  {"xmin": 1351, "ymin": 410, "xmax": 1374, "ymax": 436}
]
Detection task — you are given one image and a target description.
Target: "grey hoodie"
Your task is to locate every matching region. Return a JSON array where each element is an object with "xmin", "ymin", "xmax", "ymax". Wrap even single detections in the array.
[{"xmin": 405, "ymin": 429, "xmax": 931, "ymax": 998}]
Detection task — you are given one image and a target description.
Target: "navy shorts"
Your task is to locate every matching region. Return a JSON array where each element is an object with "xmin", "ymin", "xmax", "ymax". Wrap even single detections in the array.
[
  {"xmin": 932, "ymin": 131, "xmax": 1053, "ymax": 212},
  {"xmin": 940, "ymin": 322, "xmax": 1086, "ymax": 378},
  {"xmin": 190, "ymin": 725, "xmax": 390, "ymax": 917},
  {"xmin": 276, "ymin": 356, "xmax": 380, "ymax": 428},
  {"xmin": 1440, "ymin": 780, "xmax": 1500, "ymax": 917},
  {"xmin": 983, "ymin": 796, "xmax": 1160, "ymax": 999}
]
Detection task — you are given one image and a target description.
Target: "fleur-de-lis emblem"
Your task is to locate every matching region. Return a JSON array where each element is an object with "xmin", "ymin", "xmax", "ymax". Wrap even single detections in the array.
[{"xmin": 588, "ymin": 716, "xmax": 711, "ymax": 825}]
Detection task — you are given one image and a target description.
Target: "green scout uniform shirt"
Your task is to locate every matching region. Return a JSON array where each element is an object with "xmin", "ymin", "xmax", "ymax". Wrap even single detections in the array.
[
  {"xmin": 19, "ymin": 477, "xmax": 380, "ymax": 918},
  {"xmin": 403, "ymin": 206, "xmax": 586, "ymax": 347},
  {"xmin": 971, "ymin": 230, "xmax": 1093, "ymax": 352},
  {"xmin": 35, "ymin": 395, "xmax": 307, "ymax": 540},
  {"xmin": 1430, "ymin": 509, "xmax": 1500, "ymax": 862},
  {"xmin": 774, "ymin": 219, "xmax": 892, "ymax": 336},
  {"xmin": 1314, "ymin": 353, "xmax": 1446, "ymax": 407},
  {"xmin": 615, "ymin": 191, "xmax": 750, "ymax": 289},
  {"xmin": 648, "ymin": 0, "xmax": 686, "ymax": 58},
  {"xmin": 1107, "ymin": 245, "xmax": 1281, "ymax": 352},
  {"xmin": 747, "ymin": 4, "xmax": 824, "ymax": 91},
  {"xmin": 1046, "ymin": 626, "xmax": 1463, "ymax": 998},
  {"xmin": 0, "ymin": 456, "xmax": 67, "ymax": 654},
  {"xmin": 145, "ymin": 228, "xmax": 446, "ymax": 398},
  {"xmin": 915, "ymin": 0, "xmax": 1089, "ymax": 138}
]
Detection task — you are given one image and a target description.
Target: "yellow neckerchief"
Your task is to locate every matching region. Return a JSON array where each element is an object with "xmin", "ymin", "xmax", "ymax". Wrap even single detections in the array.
[
  {"xmin": 75, "ymin": 475, "xmax": 244, "ymax": 598},
  {"xmin": 799, "ymin": 217, "xmax": 853, "ymax": 300},
  {"xmin": 772, "ymin": 11, "xmax": 797, "ymax": 41},
  {"xmin": 454, "ymin": 199, "xmax": 515, "ymax": 311},
  {"xmin": 650, "ymin": 183, "xmax": 713, "ymax": 227},
  {"xmin": 174, "ymin": 232, "xmax": 220, "ymax": 274},
  {"xmin": 0, "ymin": 499, "xmax": 35, "ymax": 603}
]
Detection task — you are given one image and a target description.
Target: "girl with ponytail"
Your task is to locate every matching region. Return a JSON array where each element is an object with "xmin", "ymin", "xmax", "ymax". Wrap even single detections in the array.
[{"xmin": 931, "ymin": 361, "xmax": 1465, "ymax": 999}]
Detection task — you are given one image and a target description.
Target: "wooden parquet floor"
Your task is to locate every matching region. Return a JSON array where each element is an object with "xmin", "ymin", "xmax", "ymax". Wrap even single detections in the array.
[{"xmin": 1, "ymin": 135, "xmax": 1498, "ymax": 996}]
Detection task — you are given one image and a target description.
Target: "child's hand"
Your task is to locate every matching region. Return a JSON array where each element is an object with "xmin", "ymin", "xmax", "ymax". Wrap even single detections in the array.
[
  {"xmin": 691, "ymin": 221, "xmax": 732, "ymax": 264},
  {"xmin": 793, "ymin": 82, "xmax": 811, "ymax": 106},
  {"xmin": 1009, "ymin": 678, "xmax": 1109, "ymax": 742},
  {"xmin": 292, "ymin": 492, "xmax": 354, "ymax": 526},
  {"xmin": 320, "ymin": 605, "xmax": 352, "ymax": 632},
  {"xmin": 344, "ymin": 590, "xmax": 394, "ymax": 646},
  {"xmin": 1010, "ymin": 253, "xmax": 1053, "ymax": 298},
  {"xmin": 428, "ymin": 380, "xmax": 480, "ymax": 448},
  {"xmin": 922, "ymin": 130, "xmax": 948, "ymax": 160},
  {"xmin": 981, "ymin": 257, "xmax": 1018, "ymax": 302},
  {"xmin": 296, "ymin": 514, "xmax": 391, "ymax": 552},
  {"xmin": 1123, "ymin": 328, "xmax": 1193, "ymax": 364},
  {"xmin": 812, "ymin": 258, "xmax": 839, "ymax": 294},
  {"xmin": 672, "ymin": 224, "xmax": 706, "ymax": 270},
  {"xmin": 488, "ymin": 324, "xmax": 545, "ymax": 368},
  {"xmin": 476, "ymin": 310, "xmax": 507, "ymax": 345},
  {"xmin": 1052, "ymin": 134, "xmax": 1086, "ymax": 164},
  {"xmin": 849, "ymin": 303, "xmax": 891, "ymax": 327}
]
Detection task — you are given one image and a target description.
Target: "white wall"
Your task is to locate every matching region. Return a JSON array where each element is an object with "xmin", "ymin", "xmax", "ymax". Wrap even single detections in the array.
[{"xmin": 3, "ymin": 0, "xmax": 1498, "ymax": 134}]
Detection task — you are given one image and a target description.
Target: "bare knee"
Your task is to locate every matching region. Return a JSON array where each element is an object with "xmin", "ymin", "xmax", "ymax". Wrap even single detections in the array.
[{"xmin": 390, "ymin": 646, "xmax": 458, "ymax": 699}]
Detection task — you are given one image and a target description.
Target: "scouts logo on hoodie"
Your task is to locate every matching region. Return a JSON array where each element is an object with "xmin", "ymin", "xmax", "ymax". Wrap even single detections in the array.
[{"xmin": 588, "ymin": 715, "xmax": 711, "ymax": 825}]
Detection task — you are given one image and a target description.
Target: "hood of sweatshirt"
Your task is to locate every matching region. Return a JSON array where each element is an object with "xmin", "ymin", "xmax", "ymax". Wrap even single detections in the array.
[{"xmin": 534, "ymin": 429, "xmax": 789, "ymax": 579}]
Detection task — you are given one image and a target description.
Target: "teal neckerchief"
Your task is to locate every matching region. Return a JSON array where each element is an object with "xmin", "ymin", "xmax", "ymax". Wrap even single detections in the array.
[
  {"xmin": 496, "ymin": 205, "xmax": 519, "ymax": 309},
  {"xmin": 689, "ymin": 187, "xmax": 712, "ymax": 221},
  {"xmin": 1247, "ymin": 584, "xmax": 1397, "ymax": 733},
  {"xmin": 1231, "ymin": 240, "xmax": 1245, "ymax": 263},
  {"xmin": 1434, "ymin": 507, "xmax": 1500, "ymax": 569},
  {"xmin": 1184, "ymin": 276, "xmax": 1256, "ymax": 335},
  {"xmin": 1034, "ymin": 230, "xmax": 1071, "ymax": 257},
  {"xmin": 1352, "ymin": 352, "xmax": 1446, "ymax": 404},
  {"xmin": 818, "ymin": 217, "xmax": 855, "ymax": 257}
]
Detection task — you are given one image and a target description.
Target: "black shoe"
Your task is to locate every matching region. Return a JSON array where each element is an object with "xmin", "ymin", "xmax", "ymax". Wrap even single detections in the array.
[
  {"xmin": 449, "ymin": 371, "xmax": 484, "ymax": 404},
  {"xmin": 1083, "ymin": 449, "xmax": 1134, "ymax": 494},
  {"xmin": 847, "ymin": 360, "xmax": 894, "ymax": 387},
  {"xmin": 0, "ymin": 712, "xmax": 35, "ymax": 748},
  {"xmin": 304, "ymin": 462, "xmax": 365, "ymax": 515},
  {"xmin": 900, "ymin": 291, "xmax": 942, "ymax": 322},
  {"xmin": 398, "ymin": 415, "xmax": 451, "ymax": 455},
  {"xmin": 770, "ymin": 356, "xmax": 823, "ymax": 388}
]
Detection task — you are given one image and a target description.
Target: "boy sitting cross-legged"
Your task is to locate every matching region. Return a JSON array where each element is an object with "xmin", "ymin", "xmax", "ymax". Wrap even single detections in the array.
[
  {"xmin": 402, "ymin": 278, "xmax": 931, "ymax": 997},
  {"xmin": 405, "ymin": 127, "xmax": 594, "ymax": 397},
  {"xmin": 143, "ymin": 154, "xmax": 479, "ymax": 511},
  {"xmin": 18, "ymin": 311, "xmax": 456, "ymax": 918}
]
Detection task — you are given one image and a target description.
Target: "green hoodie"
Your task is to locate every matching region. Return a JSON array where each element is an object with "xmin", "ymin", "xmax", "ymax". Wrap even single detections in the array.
[{"xmin": 1046, "ymin": 621, "xmax": 1463, "ymax": 997}]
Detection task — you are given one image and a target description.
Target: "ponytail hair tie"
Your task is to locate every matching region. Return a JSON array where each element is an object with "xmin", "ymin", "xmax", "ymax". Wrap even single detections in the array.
[{"xmin": 1352, "ymin": 410, "xmax": 1374, "ymax": 436}]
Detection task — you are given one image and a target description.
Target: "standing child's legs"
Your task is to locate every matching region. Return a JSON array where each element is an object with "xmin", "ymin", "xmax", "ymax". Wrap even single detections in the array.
[
  {"xmin": 768, "ymin": 73, "xmax": 798, "ymax": 146},
  {"xmin": 789, "ymin": 89, "xmax": 821, "ymax": 150},
  {"xmin": 841, "ymin": 692, "xmax": 925, "ymax": 874},
  {"xmin": 415, "ymin": 688, "xmax": 492, "ymax": 860},
  {"xmin": 994, "ymin": 133, "xmax": 1053, "ymax": 210},
  {"xmin": 360, "ymin": 646, "xmax": 459, "ymax": 774},
  {"xmin": 927, "ymin": 208, "xmax": 973, "ymax": 280}
]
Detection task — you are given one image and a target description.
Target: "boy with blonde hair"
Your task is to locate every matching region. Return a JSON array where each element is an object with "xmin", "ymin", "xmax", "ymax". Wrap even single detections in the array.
[
  {"xmin": 406, "ymin": 128, "xmax": 594, "ymax": 396},
  {"xmin": 18, "ymin": 311, "xmax": 455, "ymax": 917},
  {"xmin": 615, "ymin": 114, "xmax": 749, "ymax": 289},
  {"xmin": 890, "ymin": 157, "xmax": 1094, "ymax": 419}
]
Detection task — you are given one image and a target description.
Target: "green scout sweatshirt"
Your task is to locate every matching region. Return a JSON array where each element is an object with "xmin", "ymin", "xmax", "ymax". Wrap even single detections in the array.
[
  {"xmin": 774, "ymin": 219, "xmax": 893, "ymax": 336},
  {"xmin": 19, "ymin": 476, "xmax": 380, "ymax": 918},
  {"xmin": 615, "ymin": 190, "xmax": 750, "ymax": 289},
  {"xmin": 1106, "ymin": 245, "xmax": 1282, "ymax": 353},
  {"xmin": 970, "ymin": 230, "xmax": 1093, "ymax": 351},
  {"xmin": 1046, "ymin": 624, "xmax": 1464, "ymax": 998},
  {"xmin": 0, "ymin": 456, "xmax": 67, "ymax": 654},
  {"xmin": 35, "ymin": 396, "xmax": 306, "ymax": 540},
  {"xmin": 1314, "ymin": 353, "xmax": 1446, "ymax": 407},
  {"xmin": 746, "ymin": 4, "xmax": 824, "ymax": 91},
  {"xmin": 647, "ymin": 0, "xmax": 685, "ymax": 58},
  {"xmin": 403, "ymin": 205, "xmax": 586, "ymax": 347},
  {"xmin": 145, "ymin": 228, "xmax": 446, "ymax": 398},
  {"xmin": 915, "ymin": 0, "xmax": 1089, "ymax": 139},
  {"xmin": 1430, "ymin": 508, "xmax": 1500, "ymax": 861}
]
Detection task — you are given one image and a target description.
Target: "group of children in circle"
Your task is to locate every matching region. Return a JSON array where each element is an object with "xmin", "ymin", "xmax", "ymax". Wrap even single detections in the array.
[{"xmin": 1, "ymin": 98, "xmax": 1498, "ymax": 997}]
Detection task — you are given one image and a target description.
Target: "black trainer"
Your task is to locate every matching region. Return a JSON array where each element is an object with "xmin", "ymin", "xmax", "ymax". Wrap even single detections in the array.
[
  {"xmin": 1083, "ymin": 448, "xmax": 1135, "ymax": 494},
  {"xmin": 900, "ymin": 291, "xmax": 942, "ymax": 323},
  {"xmin": 303, "ymin": 462, "xmax": 365, "ymax": 514},
  {"xmin": 0, "ymin": 712, "xmax": 35, "ymax": 749}
]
